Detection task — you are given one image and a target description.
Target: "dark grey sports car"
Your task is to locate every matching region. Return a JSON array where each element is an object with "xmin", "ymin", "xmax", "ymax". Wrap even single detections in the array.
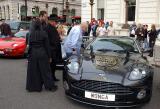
[{"xmin": 63, "ymin": 36, "xmax": 154, "ymax": 108}]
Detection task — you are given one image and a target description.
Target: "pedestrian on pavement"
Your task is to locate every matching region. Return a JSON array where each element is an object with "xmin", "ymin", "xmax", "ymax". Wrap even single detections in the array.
[
  {"xmin": 143, "ymin": 25, "xmax": 149, "ymax": 50},
  {"xmin": 129, "ymin": 22, "xmax": 137, "ymax": 37},
  {"xmin": 96, "ymin": 22, "xmax": 107, "ymax": 37},
  {"xmin": 135, "ymin": 24, "xmax": 145, "ymax": 49},
  {"xmin": 26, "ymin": 19, "xmax": 57, "ymax": 92},
  {"xmin": 39, "ymin": 11, "xmax": 61, "ymax": 82},
  {"xmin": 48, "ymin": 14, "xmax": 63, "ymax": 81},
  {"xmin": 105, "ymin": 21, "xmax": 109, "ymax": 30},
  {"xmin": 83, "ymin": 21, "xmax": 91, "ymax": 36},
  {"xmin": 92, "ymin": 21, "xmax": 98, "ymax": 37},
  {"xmin": 148, "ymin": 24, "xmax": 157, "ymax": 57},
  {"xmin": 0, "ymin": 23, "xmax": 12, "ymax": 38},
  {"xmin": 107, "ymin": 21, "xmax": 116, "ymax": 36},
  {"xmin": 64, "ymin": 22, "xmax": 88, "ymax": 58}
]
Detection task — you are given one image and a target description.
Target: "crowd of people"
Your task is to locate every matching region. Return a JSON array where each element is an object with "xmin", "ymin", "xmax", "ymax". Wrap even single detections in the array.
[
  {"xmin": 83, "ymin": 19, "xmax": 116, "ymax": 37},
  {"xmin": 129, "ymin": 22, "xmax": 158, "ymax": 57},
  {"xmin": 26, "ymin": 11, "xmax": 88, "ymax": 92}
]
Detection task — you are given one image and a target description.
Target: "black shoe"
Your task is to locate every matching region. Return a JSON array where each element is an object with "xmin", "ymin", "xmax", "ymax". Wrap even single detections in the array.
[{"xmin": 48, "ymin": 85, "xmax": 58, "ymax": 92}]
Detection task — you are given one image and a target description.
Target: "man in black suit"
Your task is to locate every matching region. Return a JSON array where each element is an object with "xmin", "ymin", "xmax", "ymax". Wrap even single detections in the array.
[{"xmin": 39, "ymin": 11, "xmax": 61, "ymax": 82}]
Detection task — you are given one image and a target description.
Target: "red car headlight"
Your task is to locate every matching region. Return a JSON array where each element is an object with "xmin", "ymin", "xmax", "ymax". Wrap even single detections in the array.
[{"xmin": 12, "ymin": 44, "xmax": 19, "ymax": 47}]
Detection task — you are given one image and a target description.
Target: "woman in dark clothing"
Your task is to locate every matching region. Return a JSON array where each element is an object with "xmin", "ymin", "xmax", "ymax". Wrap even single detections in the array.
[
  {"xmin": 0, "ymin": 23, "xmax": 13, "ymax": 38},
  {"xmin": 26, "ymin": 19, "xmax": 57, "ymax": 92},
  {"xmin": 148, "ymin": 24, "xmax": 157, "ymax": 57},
  {"xmin": 135, "ymin": 24, "xmax": 145, "ymax": 49}
]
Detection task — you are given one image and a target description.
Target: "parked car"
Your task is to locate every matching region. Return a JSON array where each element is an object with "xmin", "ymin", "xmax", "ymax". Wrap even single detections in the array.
[
  {"xmin": 0, "ymin": 30, "xmax": 29, "ymax": 57},
  {"xmin": 6, "ymin": 21, "xmax": 30, "ymax": 34},
  {"xmin": 63, "ymin": 36, "xmax": 154, "ymax": 108}
]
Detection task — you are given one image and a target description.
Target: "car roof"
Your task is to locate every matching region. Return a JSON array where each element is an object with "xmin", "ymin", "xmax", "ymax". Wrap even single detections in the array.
[
  {"xmin": 95, "ymin": 36, "xmax": 135, "ymax": 40},
  {"xmin": 6, "ymin": 21, "xmax": 30, "ymax": 23}
]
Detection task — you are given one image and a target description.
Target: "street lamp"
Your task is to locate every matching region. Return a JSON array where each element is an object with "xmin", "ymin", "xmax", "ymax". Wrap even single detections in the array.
[
  {"xmin": 24, "ymin": 0, "xmax": 27, "ymax": 21},
  {"xmin": 90, "ymin": 0, "xmax": 95, "ymax": 20}
]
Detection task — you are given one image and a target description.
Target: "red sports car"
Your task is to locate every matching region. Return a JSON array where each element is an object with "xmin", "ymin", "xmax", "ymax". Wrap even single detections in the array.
[{"xmin": 0, "ymin": 30, "xmax": 29, "ymax": 57}]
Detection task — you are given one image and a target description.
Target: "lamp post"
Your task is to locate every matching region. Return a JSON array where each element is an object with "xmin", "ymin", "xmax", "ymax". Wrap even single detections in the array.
[
  {"xmin": 24, "ymin": 0, "xmax": 27, "ymax": 21},
  {"xmin": 66, "ymin": 0, "xmax": 71, "ymax": 23},
  {"xmin": 62, "ymin": 0, "xmax": 65, "ymax": 16},
  {"xmin": 90, "ymin": 0, "xmax": 95, "ymax": 21}
]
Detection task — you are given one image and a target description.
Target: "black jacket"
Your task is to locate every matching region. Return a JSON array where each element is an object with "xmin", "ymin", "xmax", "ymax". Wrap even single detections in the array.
[{"xmin": 43, "ymin": 23, "xmax": 62, "ymax": 61}]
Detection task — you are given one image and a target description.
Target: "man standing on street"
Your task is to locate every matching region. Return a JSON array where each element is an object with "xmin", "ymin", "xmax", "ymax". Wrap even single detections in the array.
[
  {"xmin": 39, "ymin": 11, "xmax": 60, "ymax": 82},
  {"xmin": 107, "ymin": 21, "xmax": 116, "ymax": 36},
  {"xmin": 64, "ymin": 22, "xmax": 88, "ymax": 57}
]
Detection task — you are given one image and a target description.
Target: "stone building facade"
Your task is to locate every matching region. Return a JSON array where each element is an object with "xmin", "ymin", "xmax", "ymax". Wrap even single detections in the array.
[
  {"xmin": 0, "ymin": 0, "xmax": 81, "ymax": 20},
  {"xmin": 82, "ymin": 0, "xmax": 160, "ymax": 26}
]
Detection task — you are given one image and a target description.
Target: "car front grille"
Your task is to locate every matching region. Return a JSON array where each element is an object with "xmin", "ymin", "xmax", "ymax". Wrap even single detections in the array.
[{"xmin": 71, "ymin": 80, "xmax": 134, "ymax": 95}]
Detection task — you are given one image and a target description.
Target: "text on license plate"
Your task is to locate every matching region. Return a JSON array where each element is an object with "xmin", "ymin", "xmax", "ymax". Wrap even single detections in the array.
[{"xmin": 85, "ymin": 91, "xmax": 115, "ymax": 101}]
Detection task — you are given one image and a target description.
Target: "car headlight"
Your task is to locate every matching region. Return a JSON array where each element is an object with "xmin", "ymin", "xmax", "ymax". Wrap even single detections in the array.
[
  {"xmin": 129, "ymin": 68, "xmax": 147, "ymax": 80},
  {"xmin": 67, "ymin": 61, "xmax": 79, "ymax": 74},
  {"xmin": 12, "ymin": 44, "xmax": 19, "ymax": 47}
]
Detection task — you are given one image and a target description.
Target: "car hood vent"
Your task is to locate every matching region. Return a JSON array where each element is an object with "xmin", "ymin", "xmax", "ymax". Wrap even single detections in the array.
[{"xmin": 94, "ymin": 52, "xmax": 125, "ymax": 69}]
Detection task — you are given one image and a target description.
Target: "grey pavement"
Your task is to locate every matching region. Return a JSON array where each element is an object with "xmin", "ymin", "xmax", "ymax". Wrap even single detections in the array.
[{"xmin": 0, "ymin": 58, "xmax": 160, "ymax": 109}]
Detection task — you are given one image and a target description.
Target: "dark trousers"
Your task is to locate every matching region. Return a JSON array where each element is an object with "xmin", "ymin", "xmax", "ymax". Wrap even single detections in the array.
[
  {"xmin": 149, "ymin": 40, "xmax": 155, "ymax": 57},
  {"xmin": 27, "ymin": 56, "xmax": 54, "ymax": 91},
  {"xmin": 50, "ymin": 59, "xmax": 56, "ymax": 80}
]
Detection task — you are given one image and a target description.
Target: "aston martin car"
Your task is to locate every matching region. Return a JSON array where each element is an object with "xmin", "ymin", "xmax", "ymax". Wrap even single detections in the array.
[{"xmin": 63, "ymin": 36, "xmax": 154, "ymax": 108}]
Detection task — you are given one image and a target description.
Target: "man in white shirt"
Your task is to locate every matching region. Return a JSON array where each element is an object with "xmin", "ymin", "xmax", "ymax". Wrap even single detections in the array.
[
  {"xmin": 107, "ymin": 21, "xmax": 115, "ymax": 36},
  {"xmin": 64, "ymin": 22, "xmax": 88, "ymax": 57},
  {"xmin": 96, "ymin": 23, "xmax": 107, "ymax": 36}
]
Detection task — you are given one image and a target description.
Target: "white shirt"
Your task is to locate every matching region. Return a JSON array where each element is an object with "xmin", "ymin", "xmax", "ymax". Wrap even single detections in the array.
[
  {"xmin": 97, "ymin": 27, "xmax": 106, "ymax": 36},
  {"xmin": 64, "ymin": 25, "xmax": 82, "ymax": 54},
  {"xmin": 107, "ymin": 26, "xmax": 115, "ymax": 36}
]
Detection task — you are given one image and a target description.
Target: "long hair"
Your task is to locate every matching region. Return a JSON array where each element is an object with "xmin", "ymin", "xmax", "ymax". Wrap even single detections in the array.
[
  {"xmin": 151, "ymin": 24, "xmax": 156, "ymax": 31},
  {"xmin": 0, "ymin": 23, "xmax": 12, "ymax": 36}
]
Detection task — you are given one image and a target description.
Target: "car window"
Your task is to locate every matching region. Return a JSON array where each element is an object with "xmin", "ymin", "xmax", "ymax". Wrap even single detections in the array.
[
  {"xmin": 90, "ymin": 38, "xmax": 139, "ymax": 53},
  {"xmin": 14, "ymin": 31, "xmax": 28, "ymax": 38},
  {"xmin": 8, "ymin": 22, "xmax": 20, "ymax": 30},
  {"xmin": 19, "ymin": 23, "xmax": 30, "ymax": 30}
]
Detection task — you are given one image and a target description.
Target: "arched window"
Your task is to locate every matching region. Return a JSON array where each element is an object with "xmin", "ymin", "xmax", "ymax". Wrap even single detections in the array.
[
  {"xmin": 71, "ymin": 9, "xmax": 76, "ymax": 16},
  {"xmin": 32, "ymin": 6, "xmax": 39, "ymax": 17},
  {"xmin": 126, "ymin": 0, "xmax": 136, "ymax": 21},
  {"xmin": 52, "ymin": 8, "xmax": 58, "ymax": 15},
  {"xmin": 20, "ymin": 5, "xmax": 27, "ymax": 16}
]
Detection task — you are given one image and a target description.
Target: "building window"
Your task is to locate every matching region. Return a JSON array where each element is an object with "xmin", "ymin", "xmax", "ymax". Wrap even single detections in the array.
[
  {"xmin": 127, "ymin": 0, "xmax": 136, "ymax": 21},
  {"xmin": 71, "ymin": 9, "xmax": 76, "ymax": 16},
  {"xmin": 97, "ymin": 0, "xmax": 104, "ymax": 20},
  {"xmin": 32, "ymin": 6, "xmax": 39, "ymax": 17},
  {"xmin": 52, "ymin": 8, "xmax": 58, "ymax": 15},
  {"xmin": 97, "ymin": 8, "xmax": 104, "ymax": 20},
  {"xmin": 20, "ymin": 6, "xmax": 27, "ymax": 17}
]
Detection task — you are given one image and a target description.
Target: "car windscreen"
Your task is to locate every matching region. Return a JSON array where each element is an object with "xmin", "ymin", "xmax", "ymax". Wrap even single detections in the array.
[
  {"xmin": 90, "ymin": 38, "xmax": 139, "ymax": 53},
  {"xmin": 14, "ymin": 31, "xmax": 28, "ymax": 38},
  {"xmin": 8, "ymin": 22, "xmax": 20, "ymax": 30}
]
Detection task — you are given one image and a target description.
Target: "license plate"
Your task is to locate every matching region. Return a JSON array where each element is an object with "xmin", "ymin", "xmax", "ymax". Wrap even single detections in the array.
[
  {"xmin": 85, "ymin": 91, "xmax": 115, "ymax": 101},
  {"xmin": 0, "ymin": 51, "xmax": 4, "ymax": 54}
]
